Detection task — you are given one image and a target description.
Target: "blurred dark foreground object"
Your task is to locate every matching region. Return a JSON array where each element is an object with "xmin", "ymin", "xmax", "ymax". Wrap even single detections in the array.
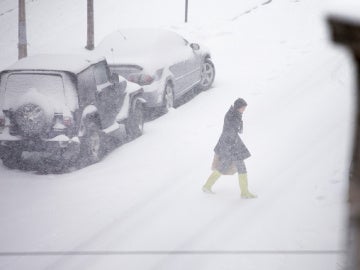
[{"xmin": 329, "ymin": 14, "xmax": 360, "ymax": 270}]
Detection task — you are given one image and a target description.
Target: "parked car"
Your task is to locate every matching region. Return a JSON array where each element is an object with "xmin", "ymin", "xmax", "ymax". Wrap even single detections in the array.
[
  {"xmin": 0, "ymin": 54, "xmax": 145, "ymax": 170},
  {"xmin": 95, "ymin": 28, "xmax": 215, "ymax": 113}
]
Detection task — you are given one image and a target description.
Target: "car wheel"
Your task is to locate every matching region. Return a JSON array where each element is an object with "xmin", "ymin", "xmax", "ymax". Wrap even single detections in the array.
[
  {"xmin": 45, "ymin": 144, "xmax": 80, "ymax": 173},
  {"xmin": 79, "ymin": 122, "xmax": 104, "ymax": 166},
  {"xmin": 199, "ymin": 58, "xmax": 215, "ymax": 91},
  {"xmin": 125, "ymin": 100, "xmax": 144, "ymax": 140},
  {"xmin": 15, "ymin": 103, "xmax": 47, "ymax": 136},
  {"xmin": 1, "ymin": 148, "xmax": 23, "ymax": 169},
  {"xmin": 162, "ymin": 83, "xmax": 174, "ymax": 113}
]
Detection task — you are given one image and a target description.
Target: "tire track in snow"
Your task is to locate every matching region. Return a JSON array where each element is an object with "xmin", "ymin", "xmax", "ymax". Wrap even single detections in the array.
[
  {"xmin": 0, "ymin": 8, "xmax": 13, "ymax": 17},
  {"xmin": 147, "ymin": 50, "xmax": 352, "ymax": 269},
  {"xmin": 149, "ymin": 120, "xmax": 349, "ymax": 270},
  {"xmin": 37, "ymin": 169, "xmax": 206, "ymax": 270},
  {"xmin": 38, "ymin": 174, "xmax": 254, "ymax": 270},
  {"xmin": 0, "ymin": 0, "xmax": 39, "ymax": 17},
  {"xmin": 230, "ymin": 0, "xmax": 272, "ymax": 21}
]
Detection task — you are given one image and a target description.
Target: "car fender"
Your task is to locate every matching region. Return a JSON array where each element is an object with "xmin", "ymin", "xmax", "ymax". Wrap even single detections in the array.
[
  {"xmin": 115, "ymin": 91, "xmax": 145, "ymax": 123},
  {"xmin": 197, "ymin": 42, "xmax": 211, "ymax": 58},
  {"xmin": 162, "ymin": 67, "xmax": 175, "ymax": 95},
  {"xmin": 126, "ymin": 81, "xmax": 145, "ymax": 111},
  {"xmin": 131, "ymin": 96, "xmax": 146, "ymax": 105},
  {"xmin": 129, "ymin": 93, "xmax": 146, "ymax": 109}
]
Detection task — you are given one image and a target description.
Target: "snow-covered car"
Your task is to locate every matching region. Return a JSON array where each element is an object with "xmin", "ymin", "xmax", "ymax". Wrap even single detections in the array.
[
  {"xmin": 95, "ymin": 28, "xmax": 215, "ymax": 112},
  {"xmin": 0, "ymin": 54, "xmax": 145, "ymax": 170}
]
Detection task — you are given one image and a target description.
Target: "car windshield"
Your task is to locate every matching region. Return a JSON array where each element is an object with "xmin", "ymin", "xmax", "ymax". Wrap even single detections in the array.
[{"xmin": 4, "ymin": 73, "xmax": 66, "ymax": 109}]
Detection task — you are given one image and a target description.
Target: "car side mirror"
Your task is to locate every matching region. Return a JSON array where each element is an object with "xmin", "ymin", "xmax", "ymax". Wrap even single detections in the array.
[{"xmin": 190, "ymin": 43, "xmax": 200, "ymax": 50}]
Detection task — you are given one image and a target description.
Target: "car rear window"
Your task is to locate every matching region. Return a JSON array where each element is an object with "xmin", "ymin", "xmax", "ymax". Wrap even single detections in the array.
[{"xmin": 4, "ymin": 73, "xmax": 66, "ymax": 108}]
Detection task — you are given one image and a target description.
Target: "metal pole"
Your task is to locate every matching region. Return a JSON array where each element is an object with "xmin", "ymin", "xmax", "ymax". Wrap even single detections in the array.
[
  {"xmin": 18, "ymin": 0, "xmax": 27, "ymax": 59},
  {"xmin": 86, "ymin": 0, "xmax": 94, "ymax": 50},
  {"xmin": 185, "ymin": 0, "xmax": 188, "ymax": 23}
]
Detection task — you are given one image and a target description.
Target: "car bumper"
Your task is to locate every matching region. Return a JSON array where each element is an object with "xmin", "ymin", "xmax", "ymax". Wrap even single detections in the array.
[{"xmin": 0, "ymin": 134, "xmax": 80, "ymax": 161}]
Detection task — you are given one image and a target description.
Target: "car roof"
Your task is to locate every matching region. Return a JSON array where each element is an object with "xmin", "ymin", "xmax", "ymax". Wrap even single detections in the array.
[
  {"xmin": 3, "ymin": 54, "xmax": 105, "ymax": 74},
  {"xmin": 96, "ymin": 28, "xmax": 190, "ymax": 71},
  {"xmin": 97, "ymin": 28, "xmax": 185, "ymax": 53}
]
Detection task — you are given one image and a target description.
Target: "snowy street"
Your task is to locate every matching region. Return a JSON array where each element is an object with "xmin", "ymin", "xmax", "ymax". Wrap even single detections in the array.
[{"xmin": 0, "ymin": 0, "xmax": 354, "ymax": 269}]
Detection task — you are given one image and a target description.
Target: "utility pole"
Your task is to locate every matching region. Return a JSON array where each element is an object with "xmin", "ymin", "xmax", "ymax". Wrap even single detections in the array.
[
  {"xmin": 18, "ymin": 0, "xmax": 27, "ymax": 59},
  {"xmin": 185, "ymin": 0, "xmax": 188, "ymax": 23},
  {"xmin": 86, "ymin": 0, "xmax": 94, "ymax": 50}
]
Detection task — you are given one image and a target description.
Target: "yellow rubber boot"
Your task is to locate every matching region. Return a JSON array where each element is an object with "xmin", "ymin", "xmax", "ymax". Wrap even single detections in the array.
[
  {"xmin": 202, "ymin": 170, "xmax": 221, "ymax": 194},
  {"xmin": 238, "ymin": 173, "xmax": 257, "ymax": 199}
]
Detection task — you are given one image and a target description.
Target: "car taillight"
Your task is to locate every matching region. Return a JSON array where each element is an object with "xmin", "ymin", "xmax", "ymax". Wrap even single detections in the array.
[
  {"xmin": 128, "ymin": 73, "xmax": 140, "ymax": 84},
  {"xmin": 63, "ymin": 116, "xmax": 73, "ymax": 127},
  {"xmin": 139, "ymin": 74, "xmax": 154, "ymax": 85}
]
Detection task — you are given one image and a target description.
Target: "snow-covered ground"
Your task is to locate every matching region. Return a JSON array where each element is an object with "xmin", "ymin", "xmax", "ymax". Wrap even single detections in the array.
[{"xmin": 0, "ymin": 0, "xmax": 355, "ymax": 269}]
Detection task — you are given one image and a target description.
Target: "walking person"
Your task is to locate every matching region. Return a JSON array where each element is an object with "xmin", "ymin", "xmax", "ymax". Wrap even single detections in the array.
[{"xmin": 202, "ymin": 98, "xmax": 256, "ymax": 198}]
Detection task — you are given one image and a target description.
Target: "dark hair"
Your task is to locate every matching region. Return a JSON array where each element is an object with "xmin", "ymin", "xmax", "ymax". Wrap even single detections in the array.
[{"xmin": 234, "ymin": 98, "xmax": 247, "ymax": 110}]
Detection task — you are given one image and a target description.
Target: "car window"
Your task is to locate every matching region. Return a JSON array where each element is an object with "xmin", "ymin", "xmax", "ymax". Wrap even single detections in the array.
[
  {"xmin": 4, "ymin": 73, "xmax": 65, "ymax": 109},
  {"xmin": 94, "ymin": 61, "xmax": 109, "ymax": 85},
  {"xmin": 77, "ymin": 68, "xmax": 97, "ymax": 108}
]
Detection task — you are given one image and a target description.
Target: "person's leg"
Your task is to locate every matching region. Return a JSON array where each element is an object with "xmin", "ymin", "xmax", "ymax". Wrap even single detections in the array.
[
  {"xmin": 236, "ymin": 160, "xmax": 256, "ymax": 198},
  {"xmin": 238, "ymin": 174, "xmax": 256, "ymax": 198},
  {"xmin": 202, "ymin": 170, "xmax": 221, "ymax": 193}
]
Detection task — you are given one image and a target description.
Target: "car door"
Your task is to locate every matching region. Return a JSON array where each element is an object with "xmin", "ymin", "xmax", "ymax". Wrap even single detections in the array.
[
  {"xmin": 169, "ymin": 39, "xmax": 202, "ymax": 98},
  {"xmin": 169, "ymin": 58, "xmax": 188, "ymax": 99},
  {"xmin": 185, "ymin": 42, "xmax": 202, "ymax": 89},
  {"xmin": 93, "ymin": 62, "xmax": 124, "ymax": 128}
]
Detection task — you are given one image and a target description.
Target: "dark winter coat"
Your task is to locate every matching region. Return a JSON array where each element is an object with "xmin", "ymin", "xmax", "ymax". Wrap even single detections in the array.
[{"xmin": 214, "ymin": 106, "xmax": 251, "ymax": 171}]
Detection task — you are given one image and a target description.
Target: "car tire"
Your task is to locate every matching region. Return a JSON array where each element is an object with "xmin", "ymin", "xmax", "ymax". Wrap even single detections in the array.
[
  {"xmin": 15, "ymin": 103, "xmax": 47, "ymax": 136},
  {"xmin": 1, "ymin": 148, "xmax": 23, "ymax": 169},
  {"xmin": 45, "ymin": 144, "xmax": 80, "ymax": 173},
  {"xmin": 198, "ymin": 58, "xmax": 215, "ymax": 91},
  {"xmin": 79, "ymin": 122, "xmax": 104, "ymax": 166},
  {"xmin": 125, "ymin": 99, "xmax": 144, "ymax": 140}
]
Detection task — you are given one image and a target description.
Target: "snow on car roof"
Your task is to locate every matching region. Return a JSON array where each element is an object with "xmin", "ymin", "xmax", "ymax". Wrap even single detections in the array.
[
  {"xmin": 95, "ymin": 28, "xmax": 193, "ymax": 72},
  {"xmin": 97, "ymin": 28, "xmax": 185, "ymax": 50},
  {"xmin": 4, "ymin": 54, "xmax": 105, "ymax": 74}
]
